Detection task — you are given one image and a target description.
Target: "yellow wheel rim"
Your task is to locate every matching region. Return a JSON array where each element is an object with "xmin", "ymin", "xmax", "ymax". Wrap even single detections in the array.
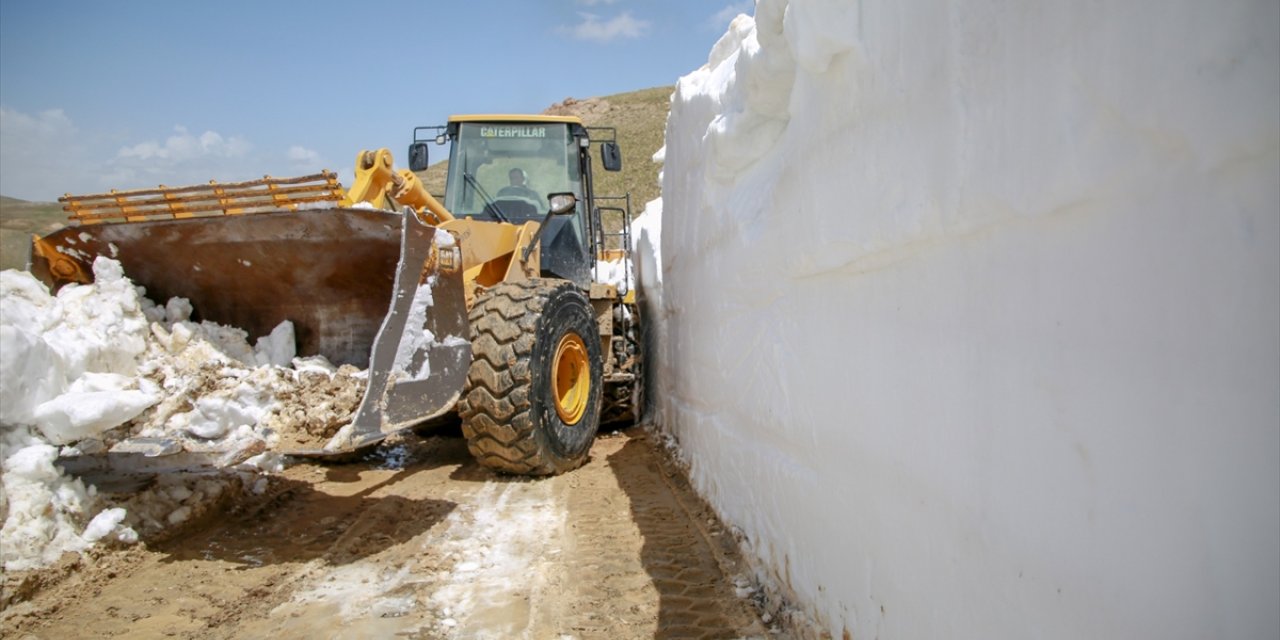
[{"xmin": 552, "ymin": 332, "xmax": 590, "ymax": 425}]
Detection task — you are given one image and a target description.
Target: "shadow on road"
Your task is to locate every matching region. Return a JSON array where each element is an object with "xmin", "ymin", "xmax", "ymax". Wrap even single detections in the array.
[
  {"xmin": 159, "ymin": 461, "xmax": 457, "ymax": 569},
  {"xmin": 608, "ymin": 430, "xmax": 761, "ymax": 639}
]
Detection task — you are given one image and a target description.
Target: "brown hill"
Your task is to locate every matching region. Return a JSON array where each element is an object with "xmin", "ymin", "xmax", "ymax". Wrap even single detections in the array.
[{"xmin": 0, "ymin": 197, "xmax": 66, "ymax": 271}]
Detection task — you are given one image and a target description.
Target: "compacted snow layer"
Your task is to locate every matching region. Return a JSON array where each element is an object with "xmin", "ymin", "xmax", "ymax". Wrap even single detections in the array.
[
  {"xmin": 0, "ymin": 258, "xmax": 364, "ymax": 571},
  {"xmin": 641, "ymin": 1, "xmax": 1279, "ymax": 638}
]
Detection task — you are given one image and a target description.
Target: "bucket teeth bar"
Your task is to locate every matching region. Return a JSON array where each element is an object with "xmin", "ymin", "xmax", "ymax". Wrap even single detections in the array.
[{"xmin": 58, "ymin": 172, "xmax": 345, "ymax": 224}]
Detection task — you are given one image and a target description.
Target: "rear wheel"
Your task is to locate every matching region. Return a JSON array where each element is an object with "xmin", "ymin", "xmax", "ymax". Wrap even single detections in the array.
[{"xmin": 459, "ymin": 279, "xmax": 603, "ymax": 475}]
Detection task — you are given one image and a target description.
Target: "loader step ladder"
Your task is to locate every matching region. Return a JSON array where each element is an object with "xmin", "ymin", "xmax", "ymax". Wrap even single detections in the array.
[
  {"xmin": 593, "ymin": 193, "xmax": 634, "ymax": 298},
  {"xmin": 59, "ymin": 172, "xmax": 345, "ymax": 224}
]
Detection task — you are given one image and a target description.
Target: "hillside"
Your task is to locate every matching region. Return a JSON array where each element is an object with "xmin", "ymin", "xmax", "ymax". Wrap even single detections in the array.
[
  {"xmin": 544, "ymin": 85, "xmax": 671, "ymax": 211},
  {"xmin": 0, "ymin": 197, "xmax": 67, "ymax": 271}
]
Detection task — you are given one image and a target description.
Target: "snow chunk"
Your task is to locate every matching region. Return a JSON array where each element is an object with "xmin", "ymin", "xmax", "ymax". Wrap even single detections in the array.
[
  {"xmin": 0, "ymin": 323, "xmax": 67, "ymax": 426},
  {"xmin": 595, "ymin": 259, "xmax": 633, "ymax": 295},
  {"xmin": 165, "ymin": 297, "xmax": 193, "ymax": 324},
  {"xmin": 0, "ymin": 426, "xmax": 96, "ymax": 571},
  {"xmin": 1, "ymin": 262, "xmax": 156, "ymax": 439},
  {"xmin": 241, "ymin": 451, "xmax": 286, "ymax": 473},
  {"xmin": 293, "ymin": 355, "xmax": 339, "ymax": 376},
  {"xmin": 33, "ymin": 376, "xmax": 159, "ymax": 444},
  {"xmin": 81, "ymin": 507, "xmax": 129, "ymax": 543},
  {"xmin": 254, "ymin": 320, "xmax": 297, "ymax": 367}
]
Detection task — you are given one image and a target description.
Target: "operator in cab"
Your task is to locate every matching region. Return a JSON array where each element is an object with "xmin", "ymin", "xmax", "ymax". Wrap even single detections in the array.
[{"xmin": 498, "ymin": 168, "xmax": 541, "ymax": 204}]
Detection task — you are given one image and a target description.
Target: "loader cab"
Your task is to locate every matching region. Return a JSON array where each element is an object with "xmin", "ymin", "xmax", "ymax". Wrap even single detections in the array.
[{"xmin": 427, "ymin": 115, "xmax": 619, "ymax": 288}]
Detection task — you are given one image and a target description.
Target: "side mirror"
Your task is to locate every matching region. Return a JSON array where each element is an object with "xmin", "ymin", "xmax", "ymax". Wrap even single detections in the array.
[
  {"xmin": 601, "ymin": 142, "xmax": 622, "ymax": 172},
  {"xmin": 408, "ymin": 142, "xmax": 429, "ymax": 172},
  {"xmin": 547, "ymin": 193, "xmax": 578, "ymax": 215}
]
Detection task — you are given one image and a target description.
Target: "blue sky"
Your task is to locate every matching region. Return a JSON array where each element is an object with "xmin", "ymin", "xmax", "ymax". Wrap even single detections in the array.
[{"xmin": 0, "ymin": 0, "xmax": 752, "ymax": 201}]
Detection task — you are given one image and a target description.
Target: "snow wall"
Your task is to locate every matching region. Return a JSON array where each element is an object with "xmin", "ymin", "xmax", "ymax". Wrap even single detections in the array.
[{"xmin": 640, "ymin": 1, "xmax": 1280, "ymax": 638}]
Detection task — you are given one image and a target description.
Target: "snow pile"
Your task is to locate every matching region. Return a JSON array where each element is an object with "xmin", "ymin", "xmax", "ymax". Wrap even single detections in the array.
[
  {"xmin": 137, "ymin": 316, "xmax": 295, "ymax": 445},
  {"xmin": 642, "ymin": 1, "xmax": 1278, "ymax": 638},
  {"xmin": 0, "ymin": 426, "xmax": 137, "ymax": 571},
  {"xmin": 1, "ymin": 259, "xmax": 156, "ymax": 444},
  {"xmin": 132, "ymin": 278, "xmax": 363, "ymax": 452},
  {"xmin": 0, "ymin": 260, "xmax": 156, "ymax": 570},
  {"xmin": 0, "ymin": 258, "xmax": 365, "ymax": 571}
]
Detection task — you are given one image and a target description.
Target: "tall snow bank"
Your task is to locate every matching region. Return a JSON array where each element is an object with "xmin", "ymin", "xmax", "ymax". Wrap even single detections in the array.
[{"xmin": 644, "ymin": 1, "xmax": 1279, "ymax": 638}]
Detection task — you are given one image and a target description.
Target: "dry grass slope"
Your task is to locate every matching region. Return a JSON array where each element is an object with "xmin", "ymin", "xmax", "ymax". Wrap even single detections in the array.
[
  {"xmin": 549, "ymin": 85, "xmax": 671, "ymax": 212},
  {"xmin": 0, "ymin": 197, "xmax": 67, "ymax": 271}
]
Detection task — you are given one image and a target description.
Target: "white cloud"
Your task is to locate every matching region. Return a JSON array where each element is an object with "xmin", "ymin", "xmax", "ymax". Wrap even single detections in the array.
[
  {"xmin": 104, "ymin": 125, "xmax": 259, "ymax": 189},
  {"xmin": 287, "ymin": 145, "xmax": 321, "ymax": 166},
  {"xmin": 562, "ymin": 11, "xmax": 650, "ymax": 42},
  {"xmin": 0, "ymin": 106, "xmax": 75, "ymax": 140},
  {"xmin": 0, "ymin": 106, "xmax": 87, "ymax": 201},
  {"xmin": 116, "ymin": 126, "xmax": 250, "ymax": 162},
  {"xmin": 0, "ymin": 107, "xmax": 323, "ymax": 201},
  {"xmin": 710, "ymin": 1, "xmax": 754, "ymax": 30}
]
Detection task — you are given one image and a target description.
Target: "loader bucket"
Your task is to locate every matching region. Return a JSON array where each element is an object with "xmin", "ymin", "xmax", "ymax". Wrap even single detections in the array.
[
  {"xmin": 298, "ymin": 211, "xmax": 472, "ymax": 455},
  {"xmin": 30, "ymin": 206, "xmax": 472, "ymax": 456},
  {"xmin": 31, "ymin": 207, "xmax": 408, "ymax": 367}
]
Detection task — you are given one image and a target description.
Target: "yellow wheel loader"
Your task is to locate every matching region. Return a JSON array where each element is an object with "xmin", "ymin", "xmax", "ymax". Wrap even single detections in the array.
[{"xmin": 31, "ymin": 115, "xmax": 641, "ymax": 475}]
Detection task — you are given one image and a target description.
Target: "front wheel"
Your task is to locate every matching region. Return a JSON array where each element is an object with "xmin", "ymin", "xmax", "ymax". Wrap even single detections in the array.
[{"xmin": 459, "ymin": 279, "xmax": 603, "ymax": 475}]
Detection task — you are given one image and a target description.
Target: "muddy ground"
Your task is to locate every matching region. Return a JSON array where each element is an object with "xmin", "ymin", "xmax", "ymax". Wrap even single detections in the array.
[{"xmin": 1, "ymin": 427, "xmax": 784, "ymax": 639}]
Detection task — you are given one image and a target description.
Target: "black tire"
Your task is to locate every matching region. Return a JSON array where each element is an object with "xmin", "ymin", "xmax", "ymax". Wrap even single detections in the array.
[{"xmin": 459, "ymin": 279, "xmax": 603, "ymax": 475}]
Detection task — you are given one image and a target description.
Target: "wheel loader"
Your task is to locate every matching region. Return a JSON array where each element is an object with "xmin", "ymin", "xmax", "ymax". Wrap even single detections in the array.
[{"xmin": 30, "ymin": 114, "xmax": 641, "ymax": 476}]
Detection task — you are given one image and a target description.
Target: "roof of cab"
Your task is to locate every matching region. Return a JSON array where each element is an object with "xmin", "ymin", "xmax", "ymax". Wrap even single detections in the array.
[{"xmin": 448, "ymin": 114, "xmax": 584, "ymax": 125}]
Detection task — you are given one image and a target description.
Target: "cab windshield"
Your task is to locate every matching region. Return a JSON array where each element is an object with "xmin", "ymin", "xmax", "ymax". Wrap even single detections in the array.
[{"xmin": 444, "ymin": 122, "xmax": 582, "ymax": 222}]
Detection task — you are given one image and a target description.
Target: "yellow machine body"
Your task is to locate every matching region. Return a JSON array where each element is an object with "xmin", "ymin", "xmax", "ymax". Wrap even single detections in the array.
[{"xmin": 30, "ymin": 114, "xmax": 638, "ymax": 462}]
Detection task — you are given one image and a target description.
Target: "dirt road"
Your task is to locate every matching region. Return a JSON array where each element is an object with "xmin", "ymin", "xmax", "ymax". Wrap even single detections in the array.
[{"xmin": 1, "ymin": 427, "xmax": 773, "ymax": 639}]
